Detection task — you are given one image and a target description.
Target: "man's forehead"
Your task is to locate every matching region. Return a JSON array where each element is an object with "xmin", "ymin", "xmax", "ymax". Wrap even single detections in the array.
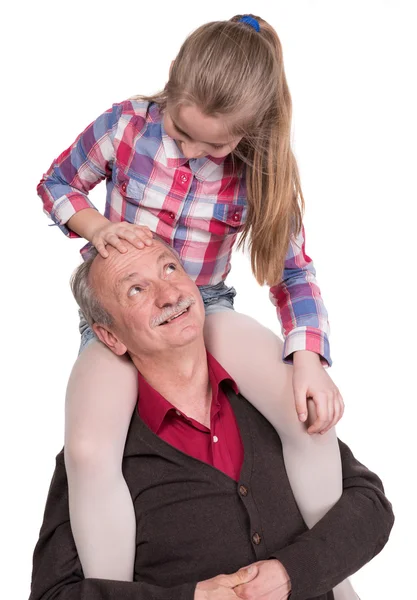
[{"xmin": 100, "ymin": 244, "xmax": 176, "ymax": 288}]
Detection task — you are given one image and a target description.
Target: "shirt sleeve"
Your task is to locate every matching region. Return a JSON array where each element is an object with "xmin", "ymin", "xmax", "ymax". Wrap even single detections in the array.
[
  {"xmin": 36, "ymin": 103, "xmax": 122, "ymax": 238},
  {"xmin": 29, "ymin": 452, "xmax": 197, "ymax": 600},
  {"xmin": 270, "ymin": 440, "xmax": 395, "ymax": 599},
  {"xmin": 269, "ymin": 226, "xmax": 332, "ymax": 365}
]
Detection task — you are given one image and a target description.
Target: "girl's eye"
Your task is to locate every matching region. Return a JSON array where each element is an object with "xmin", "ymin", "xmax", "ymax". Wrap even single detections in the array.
[
  {"xmin": 166, "ymin": 263, "xmax": 176, "ymax": 275},
  {"xmin": 174, "ymin": 125, "xmax": 190, "ymax": 139},
  {"xmin": 128, "ymin": 285, "xmax": 142, "ymax": 297},
  {"xmin": 212, "ymin": 144, "xmax": 226, "ymax": 150}
]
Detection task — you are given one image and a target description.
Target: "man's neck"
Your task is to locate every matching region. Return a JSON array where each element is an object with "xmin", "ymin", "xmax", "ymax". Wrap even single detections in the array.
[{"xmin": 131, "ymin": 341, "xmax": 212, "ymax": 427}]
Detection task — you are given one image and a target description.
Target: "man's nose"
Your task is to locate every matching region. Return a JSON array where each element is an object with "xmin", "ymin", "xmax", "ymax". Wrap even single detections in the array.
[
  {"xmin": 154, "ymin": 279, "xmax": 181, "ymax": 308},
  {"xmin": 180, "ymin": 141, "xmax": 206, "ymax": 159}
]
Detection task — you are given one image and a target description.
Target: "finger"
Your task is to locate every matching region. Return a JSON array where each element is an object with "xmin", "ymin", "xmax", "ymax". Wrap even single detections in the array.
[
  {"xmin": 94, "ymin": 240, "xmax": 109, "ymax": 258},
  {"xmin": 332, "ymin": 393, "xmax": 344, "ymax": 427},
  {"xmin": 320, "ymin": 396, "xmax": 336, "ymax": 434},
  {"xmin": 339, "ymin": 393, "xmax": 345, "ymax": 419},
  {"xmin": 105, "ymin": 233, "xmax": 128, "ymax": 253},
  {"xmin": 133, "ymin": 228, "xmax": 153, "ymax": 245},
  {"xmin": 118, "ymin": 230, "xmax": 147, "ymax": 249},
  {"xmin": 328, "ymin": 396, "xmax": 341, "ymax": 431},
  {"xmin": 222, "ymin": 565, "xmax": 258, "ymax": 588},
  {"xmin": 307, "ymin": 396, "xmax": 329, "ymax": 434},
  {"xmin": 129, "ymin": 228, "xmax": 153, "ymax": 245},
  {"xmin": 328, "ymin": 394, "xmax": 344, "ymax": 431},
  {"xmin": 136, "ymin": 226, "xmax": 154, "ymax": 240},
  {"xmin": 294, "ymin": 387, "xmax": 308, "ymax": 422}
]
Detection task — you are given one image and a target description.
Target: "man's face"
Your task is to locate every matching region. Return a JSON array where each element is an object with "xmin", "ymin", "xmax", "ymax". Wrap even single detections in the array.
[{"xmin": 90, "ymin": 242, "xmax": 205, "ymax": 357}]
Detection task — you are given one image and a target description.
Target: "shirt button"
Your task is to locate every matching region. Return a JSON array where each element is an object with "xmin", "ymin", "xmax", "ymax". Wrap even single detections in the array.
[
  {"xmin": 233, "ymin": 212, "xmax": 240, "ymax": 222},
  {"xmin": 180, "ymin": 174, "xmax": 189, "ymax": 183},
  {"xmin": 213, "ymin": 435, "xmax": 219, "ymax": 443},
  {"xmin": 169, "ymin": 212, "xmax": 175, "ymax": 220},
  {"xmin": 175, "ymin": 410, "xmax": 181, "ymax": 416},
  {"xmin": 252, "ymin": 532, "xmax": 261, "ymax": 545},
  {"xmin": 121, "ymin": 182, "xmax": 127, "ymax": 192},
  {"xmin": 239, "ymin": 485, "xmax": 248, "ymax": 497}
]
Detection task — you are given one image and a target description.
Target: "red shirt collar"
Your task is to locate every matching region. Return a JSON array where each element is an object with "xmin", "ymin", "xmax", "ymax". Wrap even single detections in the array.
[{"xmin": 137, "ymin": 353, "xmax": 239, "ymax": 434}]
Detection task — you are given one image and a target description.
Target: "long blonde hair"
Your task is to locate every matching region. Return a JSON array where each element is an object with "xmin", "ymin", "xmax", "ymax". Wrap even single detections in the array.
[{"xmin": 138, "ymin": 15, "xmax": 304, "ymax": 286}]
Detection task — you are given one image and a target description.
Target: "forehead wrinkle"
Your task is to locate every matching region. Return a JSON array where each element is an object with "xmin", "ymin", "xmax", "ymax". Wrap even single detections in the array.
[
  {"xmin": 113, "ymin": 247, "xmax": 179, "ymax": 296},
  {"xmin": 91, "ymin": 241, "xmax": 180, "ymax": 301}
]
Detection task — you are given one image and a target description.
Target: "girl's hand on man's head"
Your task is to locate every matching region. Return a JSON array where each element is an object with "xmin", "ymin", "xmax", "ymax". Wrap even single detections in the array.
[{"xmin": 91, "ymin": 222, "xmax": 154, "ymax": 258}]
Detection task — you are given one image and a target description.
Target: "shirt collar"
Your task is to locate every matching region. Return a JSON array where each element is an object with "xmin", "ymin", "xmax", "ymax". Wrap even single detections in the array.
[
  {"xmin": 137, "ymin": 352, "xmax": 239, "ymax": 434},
  {"xmin": 207, "ymin": 352, "xmax": 239, "ymax": 409},
  {"xmin": 157, "ymin": 109, "xmax": 227, "ymax": 182}
]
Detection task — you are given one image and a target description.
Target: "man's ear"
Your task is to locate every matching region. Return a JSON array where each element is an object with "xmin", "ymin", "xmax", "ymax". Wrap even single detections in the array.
[{"xmin": 92, "ymin": 323, "xmax": 127, "ymax": 356}]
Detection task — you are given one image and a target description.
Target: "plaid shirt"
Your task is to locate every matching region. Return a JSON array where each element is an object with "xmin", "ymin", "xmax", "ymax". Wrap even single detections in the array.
[{"xmin": 37, "ymin": 100, "xmax": 331, "ymax": 364}]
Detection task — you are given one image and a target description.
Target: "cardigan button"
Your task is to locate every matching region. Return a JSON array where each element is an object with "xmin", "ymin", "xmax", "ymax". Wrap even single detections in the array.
[
  {"xmin": 252, "ymin": 532, "xmax": 261, "ymax": 545},
  {"xmin": 239, "ymin": 485, "xmax": 248, "ymax": 497}
]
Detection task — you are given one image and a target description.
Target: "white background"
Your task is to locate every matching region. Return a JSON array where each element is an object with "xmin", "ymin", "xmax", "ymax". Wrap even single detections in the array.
[{"xmin": 1, "ymin": 1, "xmax": 416, "ymax": 598}]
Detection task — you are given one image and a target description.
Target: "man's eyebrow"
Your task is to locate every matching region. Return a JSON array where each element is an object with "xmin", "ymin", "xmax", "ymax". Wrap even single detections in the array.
[
  {"xmin": 115, "ymin": 272, "xmax": 140, "ymax": 294},
  {"xmin": 171, "ymin": 118, "xmax": 229, "ymax": 146},
  {"xmin": 157, "ymin": 250, "xmax": 178, "ymax": 264}
]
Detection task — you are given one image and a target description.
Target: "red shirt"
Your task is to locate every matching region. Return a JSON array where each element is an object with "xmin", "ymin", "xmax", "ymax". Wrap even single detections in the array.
[{"xmin": 137, "ymin": 353, "xmax": 244, "ymax": 480}]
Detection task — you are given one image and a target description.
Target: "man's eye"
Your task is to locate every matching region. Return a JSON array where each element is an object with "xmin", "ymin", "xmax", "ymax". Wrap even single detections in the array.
[
  {"xmin": 166, "ymin": 263, "xmax": 176, "ymax": 274},
  {"xmin": 128, "ymin": 285, "xmax": 143, "ymax": 297}
]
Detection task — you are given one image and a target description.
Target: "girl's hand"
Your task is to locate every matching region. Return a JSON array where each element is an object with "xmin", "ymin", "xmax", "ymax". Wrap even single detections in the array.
[
  {"xmin": 91, "ymin": 222, "xmax": 153, "ymax": 258},
  {"xmin": 292, "ymin": 351, "xmax": 344, "ymax": 434}
]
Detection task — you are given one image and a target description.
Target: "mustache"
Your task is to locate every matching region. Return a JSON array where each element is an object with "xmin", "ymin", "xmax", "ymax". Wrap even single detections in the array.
[{"xmin": 150, "ymin": 296, "xmax": 195, "ymax": 328}]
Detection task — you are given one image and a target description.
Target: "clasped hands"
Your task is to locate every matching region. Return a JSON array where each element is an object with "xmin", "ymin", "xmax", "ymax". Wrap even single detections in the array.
[{"xmin": 194, "ymin": 559, "xmax": 291, "ymax": 600}]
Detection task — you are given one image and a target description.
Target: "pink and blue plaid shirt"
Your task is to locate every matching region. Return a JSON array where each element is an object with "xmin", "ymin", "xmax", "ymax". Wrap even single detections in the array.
[{"xmin": 37, "ymin": 100, "xmax": 331, "ymax": 364}]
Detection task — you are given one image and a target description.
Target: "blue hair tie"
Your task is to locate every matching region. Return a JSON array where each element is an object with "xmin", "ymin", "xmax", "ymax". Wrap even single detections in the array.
[{"xmin": 239, "ymin": 15, "xmax": 260, "ymax": 32}]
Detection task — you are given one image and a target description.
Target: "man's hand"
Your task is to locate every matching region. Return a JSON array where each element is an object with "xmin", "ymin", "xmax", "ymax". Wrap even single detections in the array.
[
  {"xmin": 293, "ymin": 350, "xmax": 344, "ymax": 434},
  {"xmin": 194, "ymin": 565, "xmax": 258, "ymax": 600},
  {"xmin": 233, "ymin": 560, "xmax": 291, "ymax": 600}
]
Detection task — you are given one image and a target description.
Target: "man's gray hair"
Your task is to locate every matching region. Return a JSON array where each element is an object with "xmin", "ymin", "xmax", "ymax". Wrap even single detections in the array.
[
  {"xmin": 70, "ymin": 247, "xmax": 114, "ymax": 328},
  {"xmin": 70, "ymin": 236, "xmax": 181, "ymax": 327}
]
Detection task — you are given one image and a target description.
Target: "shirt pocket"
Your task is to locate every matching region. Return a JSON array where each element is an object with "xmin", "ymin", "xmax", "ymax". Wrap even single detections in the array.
[
  {"xmin": 210, "ymin": 203, "xmax": 247, "ymax": 236},
  {"xmin": 114, "ymin": 168, "xmax": 146, "ymax": 207},
  {"xmin": 184, "ymin": 201, "xmax": 246, "ymax": 237}
]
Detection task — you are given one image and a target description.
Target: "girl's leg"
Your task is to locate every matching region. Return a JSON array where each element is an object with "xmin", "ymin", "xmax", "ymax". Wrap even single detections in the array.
[
  {"xmin": 64, "ymin": 339, "xmax": 138, "ymax": 580},
  {"xmin": 204, "ymin": 310, "xmax": 358, "ymax": 599}
]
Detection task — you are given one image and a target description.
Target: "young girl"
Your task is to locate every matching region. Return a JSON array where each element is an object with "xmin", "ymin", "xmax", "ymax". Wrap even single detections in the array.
[{"xmin": 38, "ymin": 14, "xmax": 356, "ymax": 599}]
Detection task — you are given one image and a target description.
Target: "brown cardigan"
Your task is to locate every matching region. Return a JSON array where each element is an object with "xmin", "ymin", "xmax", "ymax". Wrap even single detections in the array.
[{"xmin": 29, "ymin": 388, "xmax": 394, "ymax": 600}]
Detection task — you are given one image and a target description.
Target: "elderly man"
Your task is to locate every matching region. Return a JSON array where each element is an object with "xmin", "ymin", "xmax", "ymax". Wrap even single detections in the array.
[{"xmin": 29, "ymin": 240, "xmax": 394, "ymax": 600}]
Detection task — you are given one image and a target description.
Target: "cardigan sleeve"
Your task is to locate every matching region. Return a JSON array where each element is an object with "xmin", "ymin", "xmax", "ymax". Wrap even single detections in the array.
[
  {"xmin": 29, "ymin": 452, "xmax": 197, "ymax": 600},
  {"xmin": 270, "ymin": 440, "xmax": 395, "ymax": 599}
]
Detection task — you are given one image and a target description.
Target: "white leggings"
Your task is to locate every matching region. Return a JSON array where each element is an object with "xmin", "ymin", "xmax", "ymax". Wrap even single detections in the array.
[{"xmin": 64, "ymin": 310, "xmax": 357, "ymax": 598}]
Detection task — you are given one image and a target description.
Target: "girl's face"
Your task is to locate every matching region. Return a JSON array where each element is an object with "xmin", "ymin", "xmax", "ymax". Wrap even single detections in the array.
[{"xmin": 164, "ymin": 103, "xmax": 242, "ymax": 160}]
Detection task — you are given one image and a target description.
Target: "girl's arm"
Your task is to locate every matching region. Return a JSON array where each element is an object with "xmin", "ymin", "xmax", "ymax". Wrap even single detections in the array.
[
  {"xmin": 37, "ymin": 103, "xmax": 122, "ymax": 238},
  {"xmin": 270, "ymin": 226, "xmax": 344, "ymax": 431},
  {"xmin": 269, "ymin": 225, "xmax": 331, "ymax": 366},
  {"xmin": 37, "ymin": 102, "xmax": 154, "ymax": 255}
]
